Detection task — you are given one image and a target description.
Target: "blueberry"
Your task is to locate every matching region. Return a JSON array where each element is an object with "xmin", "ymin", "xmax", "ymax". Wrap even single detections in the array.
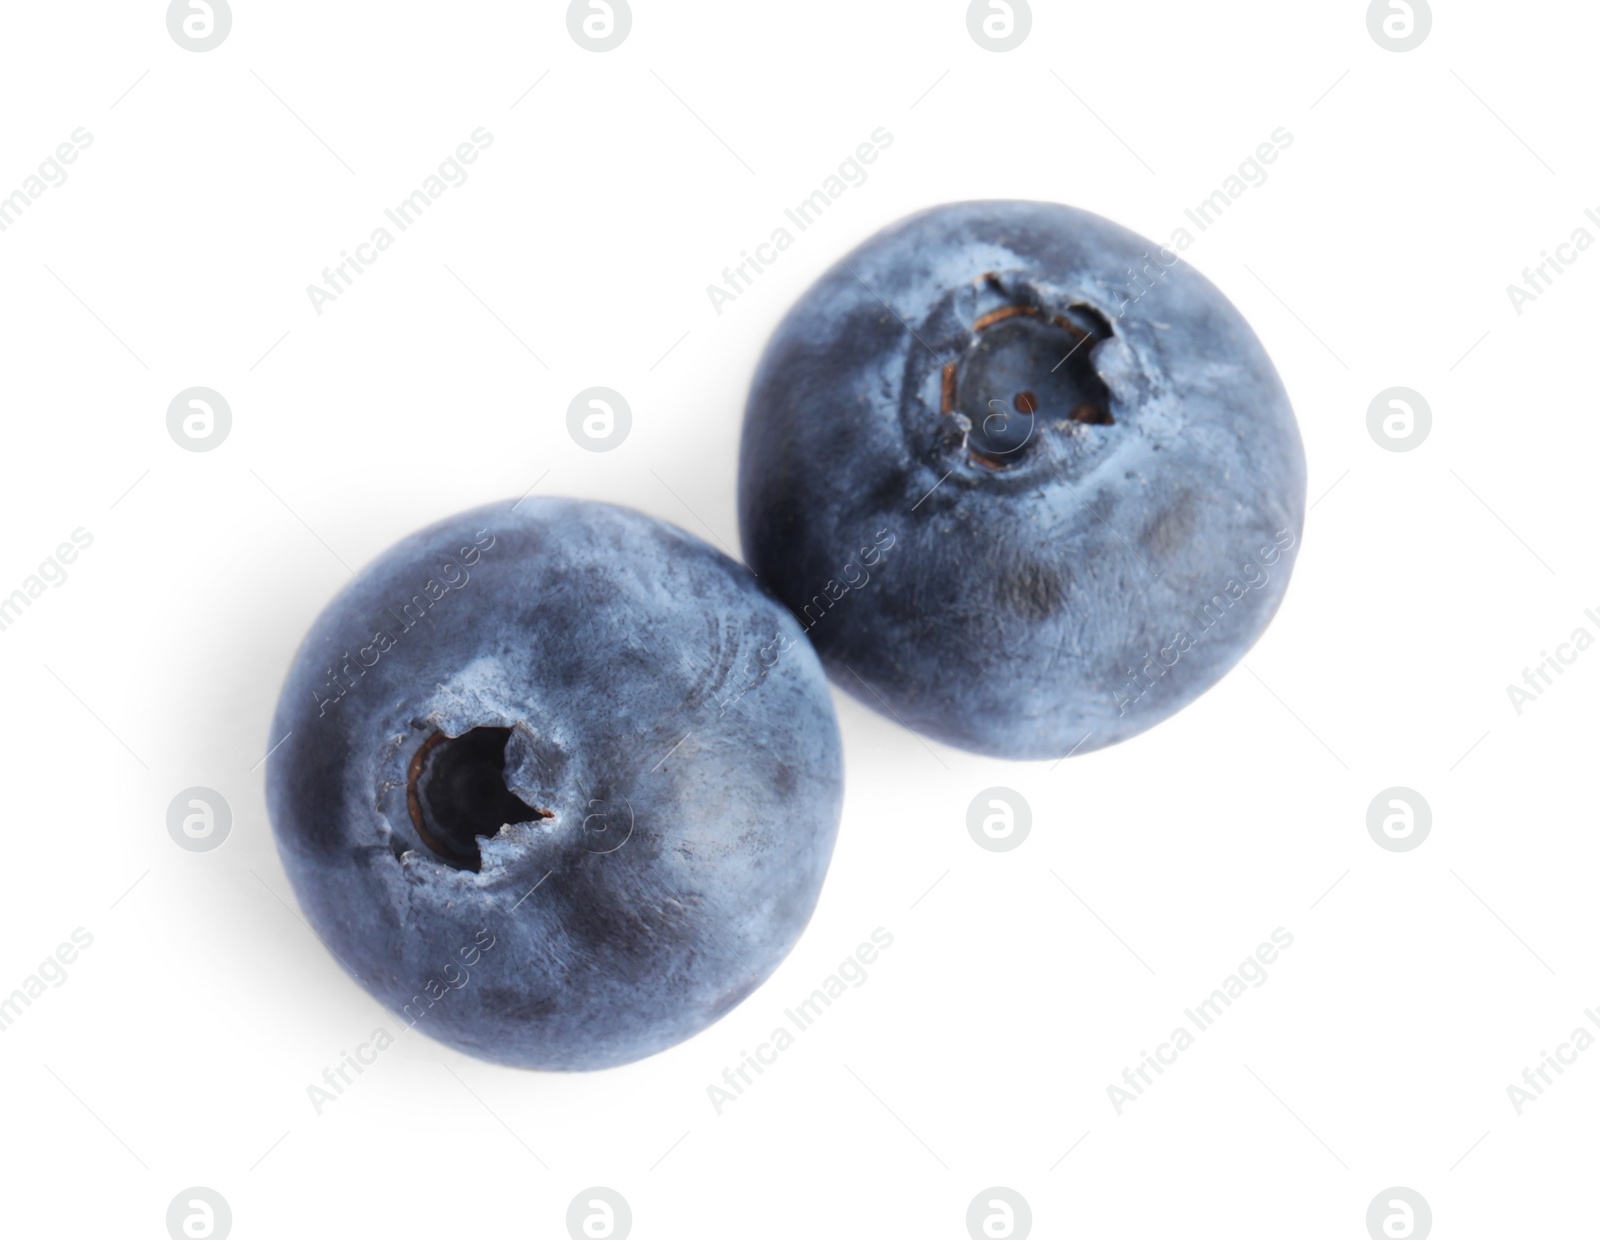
[
  {"xmin": 265, "ymin": 499, "xmax": 842, "ymax": 1070},
  {"xmin": 738, "ymin": 201, "xmax": 1305, "ymax": 759}
]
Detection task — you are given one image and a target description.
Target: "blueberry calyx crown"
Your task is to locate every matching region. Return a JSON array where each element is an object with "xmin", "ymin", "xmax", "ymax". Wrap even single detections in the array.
[
  {"xmin": 405, "ymin": 726, "xmax": 551, "ymax": 872},
  {"xmin": 944, "ymin": 280, "xmax": 1115, "ymax": 469}
]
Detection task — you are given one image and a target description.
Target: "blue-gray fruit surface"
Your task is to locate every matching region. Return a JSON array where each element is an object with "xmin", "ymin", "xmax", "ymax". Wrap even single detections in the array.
[
  {"xmin": 738, "ymin": 200, "xmax": 1306, "ymax": 759},
  {"xmin": 266, "ymin": 499, "xmax": 842, "ymax": 1070}
]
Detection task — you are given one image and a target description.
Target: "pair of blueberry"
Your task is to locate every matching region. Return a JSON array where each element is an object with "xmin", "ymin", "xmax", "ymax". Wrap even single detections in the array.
[{"xmin": 267, "ymin": 201, "xmax": 1305, "ymax": 1069}]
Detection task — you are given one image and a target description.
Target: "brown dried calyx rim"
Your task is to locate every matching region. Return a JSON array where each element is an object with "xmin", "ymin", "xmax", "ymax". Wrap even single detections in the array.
[{"xmin": 941, "ymin": 295, "xmax": 1115, "ymax": 468}]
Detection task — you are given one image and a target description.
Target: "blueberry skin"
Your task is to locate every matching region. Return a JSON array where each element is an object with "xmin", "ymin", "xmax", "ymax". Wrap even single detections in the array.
[
  {"xmin": 738, "ymin": 201, "xmax": 1305, "ymax": 759},
  {"xmin": 265, "ymin": 499, "xmax": 842, "ymax": 1070}
]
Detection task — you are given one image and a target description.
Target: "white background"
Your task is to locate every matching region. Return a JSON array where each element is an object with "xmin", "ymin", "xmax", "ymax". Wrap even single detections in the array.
[{"xmin": 0, "ymin": 1, "xmax": 1594, "ymax": 1236}]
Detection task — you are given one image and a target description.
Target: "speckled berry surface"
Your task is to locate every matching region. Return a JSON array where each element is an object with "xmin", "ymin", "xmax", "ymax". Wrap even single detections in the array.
[
  {"xmin": 739, "ymin": 200, "xmax": 1306, "ymax": 759},
  {"xmin": 266, "ymin": 498, "xmax": 843, "ymax": 1070}
]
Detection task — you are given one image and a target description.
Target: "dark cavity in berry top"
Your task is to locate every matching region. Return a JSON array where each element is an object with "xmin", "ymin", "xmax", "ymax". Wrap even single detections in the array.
[
  {"xmin": 407, "ymin": 727, "xmax": 550, "ymax": 872},
  {"xmin": 948, "ymin": 303, "xmax": 1115, "ymax": 467}
]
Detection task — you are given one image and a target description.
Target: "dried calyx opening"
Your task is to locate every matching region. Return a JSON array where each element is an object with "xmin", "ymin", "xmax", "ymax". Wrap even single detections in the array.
[
  {"xmin": 406, "ymin": 727, "xmax": 551, "ymax": 872},
  {"xmin": 942, "ymin": 297, "xmax": 1115, "ymax": 468}
]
